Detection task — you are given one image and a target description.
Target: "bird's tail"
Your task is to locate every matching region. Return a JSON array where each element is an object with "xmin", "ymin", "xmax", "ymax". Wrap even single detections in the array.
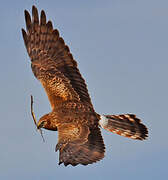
[{"xmin": 99, "ymin": 114, "xmax": 148, "ymax": 140}]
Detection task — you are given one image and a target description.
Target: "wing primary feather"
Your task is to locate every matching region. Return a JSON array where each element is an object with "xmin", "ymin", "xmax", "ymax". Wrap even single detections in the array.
[
  {"xmin": 47, "ymin": 21, "xmax": 53, "ymax": 32},
  {"xmin": 32, "ymin": 6, "xmax": 39, "ymax": 24},
  {"xmin": 24, "ymin": 10, "xmax": 32, "ymax": 32},
  {"xmin": 21, "ymin": 29, "xmax": 28, "ymax": 47},
  {"xmin": 52, "ymin": 29, "xmax": 59, "ymax": 40},
  {"xmin": 32, "ymin": 6, "xmax": 39, "ymax": 32},
  {"xmin": 40, "ymin": 10, "xmax": 46, "ymax": 25}
]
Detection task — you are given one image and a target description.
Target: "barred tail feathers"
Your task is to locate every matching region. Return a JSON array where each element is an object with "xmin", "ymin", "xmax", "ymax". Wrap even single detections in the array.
[{"xmin": 99, "ymin": 114, "xmax": 148, "ymax": 140}]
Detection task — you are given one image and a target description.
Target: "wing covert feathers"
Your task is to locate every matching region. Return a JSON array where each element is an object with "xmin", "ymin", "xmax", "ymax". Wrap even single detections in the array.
[{"xmin": 22, "ymin": 6, "xmax": 93, "ymax": 108}]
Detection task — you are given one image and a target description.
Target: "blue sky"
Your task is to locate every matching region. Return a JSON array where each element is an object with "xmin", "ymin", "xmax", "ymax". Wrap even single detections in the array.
[{"xmin": 0, "ymin": 0, "xmax": 168, "ymax": 179}]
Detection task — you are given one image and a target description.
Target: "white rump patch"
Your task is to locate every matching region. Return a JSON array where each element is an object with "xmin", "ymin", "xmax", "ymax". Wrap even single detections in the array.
[{"xmin": 99, "ymin": 115, "xmax": 108, "ymax": 128}]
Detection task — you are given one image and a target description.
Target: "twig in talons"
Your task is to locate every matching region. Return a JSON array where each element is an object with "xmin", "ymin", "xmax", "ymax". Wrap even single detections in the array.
[{"xmin": 31, "ymin": 95, "xmax": 45, "ymax": 142}]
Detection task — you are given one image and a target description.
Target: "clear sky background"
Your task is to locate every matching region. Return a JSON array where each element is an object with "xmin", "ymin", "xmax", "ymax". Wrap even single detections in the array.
[{"xmin": 0, "ymin": 0, "xmax": 167, "ymax": 179}]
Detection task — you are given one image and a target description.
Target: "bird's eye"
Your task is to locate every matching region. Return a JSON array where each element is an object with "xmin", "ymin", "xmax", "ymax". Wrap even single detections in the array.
[
  {"xmin": 41, "ymin": 121, "xmax": 45, "ymax": 126},
  {"xmin": 38, "ymin": 121, "xmax": 46, "ymax": 129}
]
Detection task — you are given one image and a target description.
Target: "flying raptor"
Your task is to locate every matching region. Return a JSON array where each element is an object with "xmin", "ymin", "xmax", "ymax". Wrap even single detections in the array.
[{"xmin": 22, "ymin": 6, "xmax": 148, "ymax": 166}]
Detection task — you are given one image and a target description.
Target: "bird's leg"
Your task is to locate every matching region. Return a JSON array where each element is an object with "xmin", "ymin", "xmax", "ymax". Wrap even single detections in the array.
[{"xmin": 31, "ymin": 95, "xmax": 45, "ymax": 142}]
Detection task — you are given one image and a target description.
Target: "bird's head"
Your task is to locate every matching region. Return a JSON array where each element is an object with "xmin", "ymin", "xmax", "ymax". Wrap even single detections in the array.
[
  {"xmin": 37, "ymin": 119, "xmax": 47, "ymax": 129},
  {"xmin": 37, "ymin": 114, "xmax": 57, "ymax": 131},
  {"xmin": 37, "ymin": 114, "xmax": 50, "ymax": 129}
]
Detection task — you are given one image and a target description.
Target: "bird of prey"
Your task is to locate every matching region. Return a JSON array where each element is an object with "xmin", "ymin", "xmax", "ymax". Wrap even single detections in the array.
[{"xmin": 22, "ymin": 6, "xmax": 148, "ymax": 166}]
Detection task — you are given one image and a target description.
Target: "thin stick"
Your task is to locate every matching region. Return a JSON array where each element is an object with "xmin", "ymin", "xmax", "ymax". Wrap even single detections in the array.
[
  {"xmin": 31, "ymin": 95, "xmax": 38, "ymax": 127},
  {"xmin": 31, "ymin": 95, "xmax": 45, "ymax": 142}
]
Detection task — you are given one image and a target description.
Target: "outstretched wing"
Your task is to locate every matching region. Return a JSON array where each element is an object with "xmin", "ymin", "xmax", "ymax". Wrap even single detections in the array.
[
  {"xmin": 56, "ymin": 123, "xmax": 105, "ymax": 166},
  {"xmin": 22, "ymin": 6, "xmax": 92, "ymax": 109}
]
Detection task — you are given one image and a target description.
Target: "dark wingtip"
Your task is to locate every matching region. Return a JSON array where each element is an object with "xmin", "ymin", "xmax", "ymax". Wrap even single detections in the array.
[
  {"xmin": 52, "ymin": 29, "xmax": 59, "ymax": 37},
  {"xmin": 21, "ymin": 28, "xmax": 25, "ymax": 34},
  {"xmin": 32, "ymin": 5, "xmax": 39, "ymax": 24},
  {"xmin": 55, "ymin": 144, "xmax": 59, "ymax": 152},
  {"xmin": 24, "ymin": 9, "xmax": 30, "ymax": 19},
  {"xmin": 40, "ymin": 10, "xmax": 46, "ymax": 25},
  {"xmin": 46, "ymin": 21, "xmax": 53, "ymax": 32},
  {"xmin": 21, "ymin": 28, "xmax": 27, "ymax": 45},
  {"xmin": 58, "ymin": 161, "xmax": 78, "ymax": 167},
  {"xmin": 32, "ymin": 5, "xmax": 37, "ymax": 10},
  {"xmin": 24, "ymin": 10, "xmax": 32, "ymax": 31},
  {"xmin": 24, "ymin": 9, "xmax": 28, "ymax": 15}
]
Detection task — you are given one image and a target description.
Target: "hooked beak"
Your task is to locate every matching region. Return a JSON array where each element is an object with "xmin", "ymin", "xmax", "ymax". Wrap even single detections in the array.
[
  {"xmin": 37, "ymin": 122, "xmax": 42, "ymax": 129},
  {"xmin": 37, "ymin": 121, "xmax": 46, "ymax": 129},
  {"xmin": 37, "ymin": 122, "xmax": 41, "ymax": 129}
]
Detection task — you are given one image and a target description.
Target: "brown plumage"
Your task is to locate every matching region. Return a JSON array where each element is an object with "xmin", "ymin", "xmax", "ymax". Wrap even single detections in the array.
[{"xmin": 22, "ymin": 6, "xmax": 148, "ymax": 166}]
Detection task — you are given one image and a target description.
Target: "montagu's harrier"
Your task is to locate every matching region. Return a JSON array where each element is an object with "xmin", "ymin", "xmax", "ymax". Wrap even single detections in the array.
[{"xmin": 22, "ymin": 6, "xmax": 148, "ymax": 166}]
